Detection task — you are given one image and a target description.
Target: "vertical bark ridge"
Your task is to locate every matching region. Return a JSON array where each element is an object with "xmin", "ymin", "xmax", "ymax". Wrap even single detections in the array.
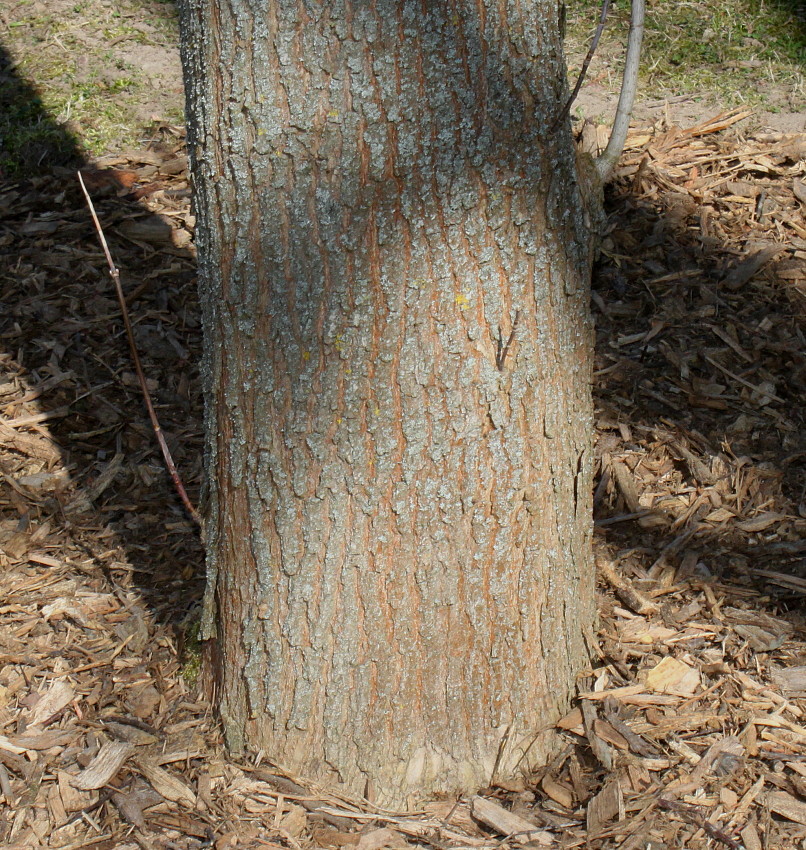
[{"xmin": 179, "ymin": 0, "xmax": 594, "ymax": 806}]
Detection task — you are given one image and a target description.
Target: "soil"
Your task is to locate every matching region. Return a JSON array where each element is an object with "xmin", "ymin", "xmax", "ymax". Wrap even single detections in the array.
[{"xmin": 574, "ymin": 85, "xmax": 805, "ymax": 136}]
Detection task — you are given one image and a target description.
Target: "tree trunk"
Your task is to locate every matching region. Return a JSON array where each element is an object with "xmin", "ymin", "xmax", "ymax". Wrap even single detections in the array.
[{"xmin": 178, "ymin": 0, "xmax": 595, "ymax": 808}]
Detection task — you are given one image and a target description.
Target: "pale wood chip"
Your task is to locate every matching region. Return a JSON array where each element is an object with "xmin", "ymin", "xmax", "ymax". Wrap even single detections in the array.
[
  {"xmin": 733, "ymin": 623, "xmax": 788, "ymax": 652},
  {"xmin": 578, "ymin": 684, "xmax": 645, "ymax": 701},
  {"xmin": 592, "ymin": 718, "xmax": 630, "ymax": 751},
  {"xmin": 643, "ymin": 657, "xmax": 700, "ymax": 696},
  {"xmin": 28, "ymin": 553, "xmax": 63, "ymax": 568},
  {"xmin": 766, "ymin": 790, "xmax": 806, "ymax": 825},
  {"xmin": 740, "ymin": 823, "xmax": 762, "ymax": 850},
  {"xmin": 736, "ymin": 511, "xmax": 786, "ymax": 532},
  {"xmin": 136, "ymin": 755, "xmax": 197, "ymax": 808},
  {"xmin": 541, "ymin": 775, "xmax": 574, "ymax": 809},
  {"xmin": 40, "ymin": 598, "xmax": 90, "ymax": 625},
  {"xmin": 690, "ymin": 736, "xmax": 744, "ymax": 781},
  {"xmin": 751, "ymin": 714, "xmax": 806, "ymax": 741},
  {"xmin": 280, "ymin": 804, "xmax": 310, "ymax": 838},
  {"xmin": 596, "ymin": 554, "xmax": 659, "ymax": 615},
  {"xmin": 770, "ymin": 666, "xmax": 806, "ymax": 698},
  {"xmin": 28, "ymin": 680, "xmax": 75, "ymax": 728},
  {"xmin": 312, "ymin": 826, "xmax": 360, "ymax": 847},
  {"xmin": 0, "ymin": 735, "xmax": 27, "ymax": 755},
  {"xmin": 8, "ymin": 729, "xmax": 74, "ymax": 750},
  {"xmin": 47, "ymin": 779, "xmax": 68, "ymax": 824},
  {"xmin": 581, "ymin": 700, "xmax": 613, "ymax": 770},
  {"xmin": 723, "ymin": 606, "xmax": 794, "ymax": 650},
  {"xmin": 725, "ymin": 776, "xmax": 766, "ymax": 831},
  {"xmin": 610, "ymin": 459, "xmax": 642, "ymax": 514},
  {"xmin": 71, "ymin": 740, "xmax": 135, "ymax": 790},
  {"xmin": 586, "ymin": 776, "xmax": 624, "ymax": 836},
  {"xmin": 556, "ymin": 706, "xmax": 584, "ymax": 733},
  {"xmin": 0, "ymin": 420, "xmax": 61, "ymax": 462},
  {"xmin": 57, "ymin": 769, "xmax": 98, "ymax": 813},
  {"xmin": 470, "ymin": 795, "xmax": 554, "ymax": 845},
  {"xmin": 355, "ymin": 827, "xmax": 409, "ymax": 850},
  {"xmin": 667, "ymin": 737, "xmax": 701, "ymax": 764},
  {"xmin": 618, "ymin": 620, "xmax": 677, "ymax": 643}
]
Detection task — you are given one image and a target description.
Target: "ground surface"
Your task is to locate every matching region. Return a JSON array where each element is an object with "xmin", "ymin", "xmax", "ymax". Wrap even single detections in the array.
[
  {"xmin": 1, "ymin": 1, "xmax": 806, "ymax": 848},
  {"xmin": 1, "ymin": 0, "xmax": 803, "ymax": 172}
]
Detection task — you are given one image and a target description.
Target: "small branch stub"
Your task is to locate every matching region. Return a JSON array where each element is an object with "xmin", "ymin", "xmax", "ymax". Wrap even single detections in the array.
[{"xmin": 496, "ymin": 311, "xmax": 521, "ymax": 371}]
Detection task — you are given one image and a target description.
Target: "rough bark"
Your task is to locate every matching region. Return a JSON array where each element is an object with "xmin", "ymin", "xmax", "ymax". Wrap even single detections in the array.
[{"xmin": 178, "ymin": 0, "xmax": 595, "ymax": 808}]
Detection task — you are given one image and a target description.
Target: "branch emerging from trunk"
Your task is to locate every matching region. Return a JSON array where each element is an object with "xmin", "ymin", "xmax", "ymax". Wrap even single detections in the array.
[{"xmin": 595, "ymin": 0, "xmax": 645, "ymax": 182}]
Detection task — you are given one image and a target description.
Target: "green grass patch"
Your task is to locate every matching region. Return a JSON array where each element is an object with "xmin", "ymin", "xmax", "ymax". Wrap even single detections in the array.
[
  {"xmin": 566, "ymin": 0, "xmax": 804, "ymax": 107},
  {"xmin": 0, "ymin": 67, "xmax": 83, "ymax": 176},
  {"xmin": 0, "ymin": 0, "xmax": 183, "ymax": 175}
]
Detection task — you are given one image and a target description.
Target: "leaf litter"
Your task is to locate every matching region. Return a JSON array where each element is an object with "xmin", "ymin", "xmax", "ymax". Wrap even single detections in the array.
[{"xmin": 0, "ymin": 110, "xmax": 805, "ymax": 847}]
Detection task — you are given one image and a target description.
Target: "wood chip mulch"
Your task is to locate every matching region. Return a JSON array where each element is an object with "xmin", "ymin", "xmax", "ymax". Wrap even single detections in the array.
[{"xmin": 0, "ymin": 108, "xmax": 804, "ymax": 849}]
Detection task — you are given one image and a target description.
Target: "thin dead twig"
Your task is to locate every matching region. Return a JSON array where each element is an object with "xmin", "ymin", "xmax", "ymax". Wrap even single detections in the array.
[
  {"xmin": 77, "ymin": 172, "xmax": 200, "ymax": 528},
  {"xmin": 554, "ymin": 0, "xmax": 612, "ymax": 131}
]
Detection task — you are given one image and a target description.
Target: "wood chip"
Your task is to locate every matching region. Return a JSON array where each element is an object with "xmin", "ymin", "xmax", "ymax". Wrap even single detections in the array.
[
  {"xmin": 643, "ymin": 657, "xmax": 700, "ymax": 696},
  {"xmin": 71, "ymin": 740, "xmax": 135, "ymax": 790},
  {"xmin": 689, "ymin": 736, "xmax": 744, "ymax": 781},
  {"xmin": 135, "ymin": 756, "xmax": 197, "ymax": 808},
  {"xmin": 770, "ymin": 666, "xmax": 806, "ymax": 698},
  {"xmin": 596, "ymin": 554, "xmax": 659, "ymax": 615},
  {"xmin": 582, "ymin": 700, "xmax": 613, "ymax": 770},
  {"xmin": 722, "ymin": 245, "xmax": 785, "ymax": 290},
  {"xmin": 470, "ymin": 795, "xmax": 554, "ymax": 845},
  {"xmin": 27, "ymin": 680, "xmax": 75, "ymax": 727},
  {"xmin": 0, "ymin": 420, "xmax": 61, "ymax": 461},
  {"xmin": 766, "ymin": 790, "xmax": 806, "ymax": 825},
  {"xmin": 541, "ymin": 774, "xmax": 575, "ymax": 809},
  {"xmin": 355, "ymin": 828, "xmax": 409, "ymax": 850},
  {"xmin": 586, "ymin": 776, "xmax": 624, "ymax": 836}
]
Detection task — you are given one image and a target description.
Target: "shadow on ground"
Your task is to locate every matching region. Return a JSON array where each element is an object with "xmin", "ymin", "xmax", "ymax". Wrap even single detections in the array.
[
  {"xmin": 0, "ymin": 43, "xmax": 204, "ymax": 658},
  {"xmin": 0, "ymin": 44, "xmax": 84, "ymax": 178},
  {"xmin": 591, "ymin": 151, "xmax": 806, "ymax": 608}
]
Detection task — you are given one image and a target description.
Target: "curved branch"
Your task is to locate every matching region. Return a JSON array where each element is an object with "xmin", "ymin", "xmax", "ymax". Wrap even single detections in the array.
[{"xmin": 595, "ymin": 0, "xmax": 645, "ymax": 182}]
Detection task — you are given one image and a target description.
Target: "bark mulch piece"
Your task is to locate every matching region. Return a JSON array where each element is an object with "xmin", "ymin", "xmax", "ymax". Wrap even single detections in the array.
[{"xmin": 0, "ymin": 111, "xmax": 804, "ymax": 847}]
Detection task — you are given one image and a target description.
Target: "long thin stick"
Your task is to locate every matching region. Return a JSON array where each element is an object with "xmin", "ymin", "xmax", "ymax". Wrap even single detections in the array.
[
  {"xmin": 78, "ymin": 172, "xmax": 201, "ymax": 526},
  {"xmin": 553, "ymin": 0, "xmax": 612, "ymax": 131}
]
